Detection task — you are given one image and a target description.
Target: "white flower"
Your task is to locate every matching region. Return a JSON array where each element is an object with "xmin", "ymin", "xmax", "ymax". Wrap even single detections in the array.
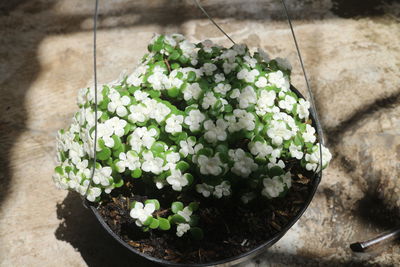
[
  {"xmin": 220, "ymin": 49, "xmax": 237, "ymax": 63},
  {"xmin": 177, "ymin": 207, "xmax": 192, "ymax": 222},
  {"xmin": 107, "ymin": 89, "xmax": 131, "ymax": 117},
  {"xmin": 165, "ymin": 114, "xmax": 184, "ymax": 134},
  {"xmin": 213, "ymin": 181, "xmax": 231, "ymax": 198},
  {"xmin": 303, "ymin": 124, "xmax": 316, "ymax": 143},
  {"xmin": 226, "ymin": 109, "xmax": 255, "ymax": 132},
  {"xmin": 213, "ymin": 83, "xmax": 231, "ymax": 95},
  {"xmin": 141, "ymin": 151, "xmax": 164, "ymax": 174},
  {"xmin": 202, "ymin": 63, "xmax": 217, "ymax": 76},
  {"xmin": 214, "ymin": 73, "xmax": 225, "ymax": 83},
  {"xmin": 176, "ymin": 223, "xmax": 191, "ymax": 237},
  {"xmin": 87, "ymin": 85, "xmax": 104, "ymax": 104},
  {"xmin": 127, "ymin": 64, "xmax": 148, "ymax": 87},
  {"xmin": 298, "ymin": 98, "xmax": 310, "ymax": 120},
  {"xmin": 289, "ymin": 143, "xmax": 304, "ymax": 160},
  {"xmin": 262, "ymin": 176, "xmax": 285, "ymax": 199},
  {"xmin": 255, "ymin": 76, "xmax": 268, "ymax": 88},
  {"xmin": 229, "ymin": 149, "xmax": 258, "ymax": 178},
  {"xmin": 191, "ymin": 143, "xmax": 204, "ymax": 164},
  {"xmin": 279, "ymin": 95, "xmax": 296, "ymax": 112},
  {"xmin": 179, "ymin": 138, "xmax": 196, "ymax": 157},
  {"xmin": 166, "ymin": 169, "xmax": 189, "ymax": 191},
  {"xmin": 305, "ymin": 144, "xmax": 332, "ymax": 172},
  {"xmin": 202, "ymin": 92, "xmax": 217, "ymax": 109},
  {"xmin": 150, "ymin": 100, "xmax": 171, "ymax": 123},
  {"xmin": 53, "ymin": 172, "xmax": 69, "ymax": 190},
  {"xmin": 282, "ymin": 171, "xmax": 292, "ymax": 188},
  {"xmin": 238, "ymin": 86, "xmax": 257, "ymax": 108},
  {"xmin": 197, "ymin": 154, "xmax": 224, "ymax": 176},
  {"xmin": 105, "ymin": 116, "xmax": 127, "ymax": 137},
  {"xmin": 233, "ymin": 44, "xmax": 246, "ymax": 55},
  {"xmin": 202, "ymin": 39, "xmax": 214, "ymax": 53},
  {"xmin": 229, "ymin": 88, "xmax": 240, "ymax": 99},
  {"xmin": 241, "ymin": 192, "xmax": 256, "ymax": 204},
  {"xmin": 134, "ymin": 90, "xmax": 149, "ymax": 101},
  {"xmin": 148, "ymin": 65, "xmax": 168, "ymax": 90},
  {"xmin": 237, "ymin": 69, "xmax": 260, "ymax": 83},
  {"xmin": 180, "ymin": 40, "xmax": 196, "ymax": 58},
  {"xmin": 130, "ymin": 202, "xmax": 156, "ymax": 227},
  {"xmin": 249, "ymin": 141, "xmax": 273, "ymax": 158},
  {"xmin": 222, "ymin": 62, "xmax": 238, "ymax": 74},
  {"xmin": 244, "ymin": 55, "xmax": 257, "ymax": 68},
  {"xmin": 204, "ymin": 119, "xmax": 228, "ymax": 143},
  {"xmin": 183, "ymin": 83, "xmax": 202, "ymax": 101},
  {"xmin": 67, "ymin": 171, "xmax": 82, "ymax": 189},
  {"xmin": 129, "ymin": 103, "xmax": 150, "ymax": 123},
  {"xmin": 86, "ymin": 186, "xmax": 102, "ymax": 202},
  {"xmin": 93, "ymin": 166, "xmax": 113, "ymax": 186},
  {"xmin": 256, "ymin": 90, "xmax": 277, "ymax": 116},
  {"xmin": 275, "ymin": 57, "xmax": 292, "ymax": 71},
  {"xmin": 116, "ymin": 151, "xmax": 141, "ymax": 173},
  {"xmin": 129, "ymin": 127, "xmax": 158, "ymax": 153},
  {"xmin": 196, "ymin": 183, "xmax": 214, "ymax": 197},
  {"xmin": 185, "ymin": 109, "xmax": 206, "ymax": 132},
  {"xmin": 268, "ymin": 71, "xmax": 290, "ymax": 92},
  {"xmin": 163, "ymin": 151, "xmax": 180, "ymax": 171},
  {"xmin": 267, "ymin": 120, "xmax": 293, "ymax": 146}
]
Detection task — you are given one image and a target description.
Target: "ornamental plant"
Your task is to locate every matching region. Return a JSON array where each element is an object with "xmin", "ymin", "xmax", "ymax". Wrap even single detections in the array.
[{"xmin": 53, "ymin": 34, "xmax": 332, "ymax": 239}]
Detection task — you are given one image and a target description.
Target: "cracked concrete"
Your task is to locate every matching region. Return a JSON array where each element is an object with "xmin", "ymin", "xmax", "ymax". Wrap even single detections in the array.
[{"xmin": 1, "ymin": 0, "xmax": 399, "ymax": 266}]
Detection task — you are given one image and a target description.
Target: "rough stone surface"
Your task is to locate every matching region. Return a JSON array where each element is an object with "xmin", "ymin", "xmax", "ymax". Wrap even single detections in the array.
[{"xmin": 1, "ymin": 0, "xmax": 399, "ymax": 266}]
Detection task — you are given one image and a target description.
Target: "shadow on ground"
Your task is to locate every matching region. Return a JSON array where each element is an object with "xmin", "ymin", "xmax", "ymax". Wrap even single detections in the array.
[{"xmin": 55, "ymin": 192, "xmax": 159, "ymax": 267}]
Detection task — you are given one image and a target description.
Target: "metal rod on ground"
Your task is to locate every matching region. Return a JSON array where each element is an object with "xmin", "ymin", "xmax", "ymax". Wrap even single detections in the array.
[{"xmin": 350, "ymin": 227, "xmax": 400, "ymax": 252}]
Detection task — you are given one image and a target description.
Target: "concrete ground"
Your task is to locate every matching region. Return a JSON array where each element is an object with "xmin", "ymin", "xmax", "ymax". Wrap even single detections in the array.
[{"xmin": 0, "ymin": 0, "xmax": 400, "ymax": 266}]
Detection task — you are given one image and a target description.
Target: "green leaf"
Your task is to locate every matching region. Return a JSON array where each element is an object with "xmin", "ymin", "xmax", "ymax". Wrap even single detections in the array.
[
  {"xmin": 169, "ymin": 50, "xmax": 180, "ymax": 60},
  {"xmin": 188, "ymin": 202, "xmax": 199, "ymax": 212},
  {"xmin": 190, "ymin": 227, "xmax": 204, "ymax": 240},
  {"xmin": 149, "ymin": 218, "xmax": 160, "ymax": 229},
  {"xmin": 55, "ymin": 166, "xmax": 64, "ymax": 175},
  {"xmin": 171, "ymin": 214, "xmax": 186, "ymax": 224},
  {"xmin": 167, "ymin": 87, "xmax": 180, "ymax": 98},
  {"xmin": 189, "ymin": 214, "xmax": 199, "ymax": 226},
  {"xmin": 112, "ymin": 135, "xmax": 122, "ymax": 149},
  {"xmin": 114, "ymin": 178, "xmax": 124, "ymax": 188},
  {"xmin": 269, "ymin": 166, "xmax": 284, "ymax": 177},
  {"xmin": 96, "ymin": 147, "xmax": 111, "ymax": 160},
  {"xmin": 176, "ymin": 161, "xmax": 190, "ymax": 172},
  {"xmin": 131, "ymin": 168, "xmax": 142, "ymax": 178},
  {"xmin": 185, "ymin": 173, "xmax": 194, "ymax": 185},
  {"xmin": 187, "ymin": 71, "xmax": 196, "ymax": 82},
  {"xmin": 151, "ymin": 141, "xmax": 166, "ymax": 154},
  {"xmin": 171, "ymin": 63, "xmax": 180, "ymax": 69},
  {"xmin": 171, "ymin": 202, "xmax": 184, "ymax": 214},
  {"xmin": 158, "ymin": 218, "xmax": 171, "ymax": 230},
  {"xmin": 143, "ymin": 216, "xmax": 153, "ymax": 226},
  {"xmin": 145, "ymin": 199, "xmax": 160, "ymax": 210}
]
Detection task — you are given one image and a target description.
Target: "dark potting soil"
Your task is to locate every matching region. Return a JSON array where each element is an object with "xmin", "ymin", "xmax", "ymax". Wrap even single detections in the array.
[{"xmin": 96, "ymin": 164, "xmax": 315, "ymax": 264}]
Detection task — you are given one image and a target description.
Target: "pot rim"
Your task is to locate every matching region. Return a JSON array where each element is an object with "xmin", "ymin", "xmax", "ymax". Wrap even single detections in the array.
[{"xmin": 87, "ymin": 85, "xmax": 323, "ymax": 267}]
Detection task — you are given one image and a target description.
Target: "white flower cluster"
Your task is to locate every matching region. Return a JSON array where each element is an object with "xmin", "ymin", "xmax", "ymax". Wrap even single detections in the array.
[{"xmin": 54, "ymin": 34, "xmax": 332, "ymax": 237}]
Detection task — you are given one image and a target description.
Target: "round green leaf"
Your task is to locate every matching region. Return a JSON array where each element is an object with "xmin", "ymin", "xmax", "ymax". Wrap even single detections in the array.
[
  {"xmin": 171, "ymin": 214, "xmax": 186, "ymax": 224},
  {"xmin": 158, "ymin": 218, "xmax": 171, "ymax": 231},
  {"xmin": 149, "ymin": 218, "xmax": 160, "ymax": 229},
  {"xmin": 131, "ymin": 168, "xmax": 142, "ymax": 178},
  {"xmin": 190, "ymin": 227, "xmax": 204, "ymax": 240},
  {"xmin": 96, "ymin": 147, "xmax": 111, "ymax": 160},
  {"xmin": 171, "ymin": 202, "xmax": 184, "ymax": 214}
]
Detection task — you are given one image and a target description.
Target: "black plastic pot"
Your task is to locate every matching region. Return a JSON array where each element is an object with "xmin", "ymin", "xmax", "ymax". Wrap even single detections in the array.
[{"xmin": 87, "ymin": 85, "xmax": 323, "ymax": 267}]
